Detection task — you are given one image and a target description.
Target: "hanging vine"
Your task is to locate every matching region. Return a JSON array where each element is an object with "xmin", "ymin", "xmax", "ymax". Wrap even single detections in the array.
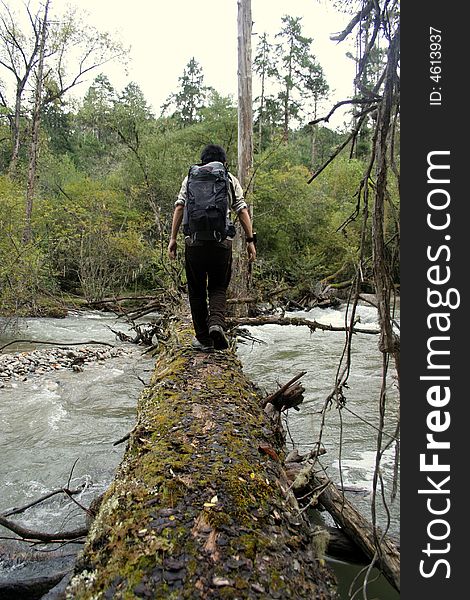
[{"xmin": 310, "ymin": 1, "xmax": 400, "ymax": 596}]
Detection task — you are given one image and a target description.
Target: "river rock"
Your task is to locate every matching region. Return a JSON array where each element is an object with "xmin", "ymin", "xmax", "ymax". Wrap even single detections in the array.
[{"xmin": 0, "ymin": 346, "xmax": 132, "ymax": 383}]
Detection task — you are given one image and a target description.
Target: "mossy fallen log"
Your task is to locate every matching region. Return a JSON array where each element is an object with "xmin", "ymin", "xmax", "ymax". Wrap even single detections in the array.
[{"xmin": 65, "ymin": 324, "xmax": 337, "ymax": 599}]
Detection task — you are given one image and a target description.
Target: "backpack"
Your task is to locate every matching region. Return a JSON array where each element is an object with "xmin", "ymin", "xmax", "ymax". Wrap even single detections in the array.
[{"xmin": 183, "ymin": 161, "xmax": 233, "ymax": 241}]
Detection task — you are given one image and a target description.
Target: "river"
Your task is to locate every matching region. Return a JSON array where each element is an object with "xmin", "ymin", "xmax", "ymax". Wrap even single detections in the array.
[
  {"xmin": 0, "ymin": 305, "xmax": 399, "ymax": 599},
  {"xmin": 236, "ymin": 303, "xmax": 400, "ymax": 599}
]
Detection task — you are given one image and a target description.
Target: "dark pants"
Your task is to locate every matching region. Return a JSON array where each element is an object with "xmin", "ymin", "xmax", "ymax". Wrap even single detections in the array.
[{"xmin": 184, "ymin": 238, "xmax": 232, "ymax": 344}]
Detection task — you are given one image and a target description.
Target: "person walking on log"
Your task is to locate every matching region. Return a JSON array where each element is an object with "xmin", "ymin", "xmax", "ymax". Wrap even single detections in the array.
[{"xmin": 168, "ymin": 144, "xmax": 256, "ymax": 352}]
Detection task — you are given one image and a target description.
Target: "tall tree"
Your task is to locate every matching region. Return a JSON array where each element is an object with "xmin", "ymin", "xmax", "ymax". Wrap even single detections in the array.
[
  {"xmin": 237, "ymin": 1, "xmax": 253, "ymax": 193},
  {"xmin": 302, "ymin": 61, "xmax": 329, "ymax": 167},
  {"xmin": 40, "ymin": 4, "xmax": 126, "ymax": 106},
  {"xmin": 112, "ymin": 82, "xmax": 159, "ymax": 226},
  {"xmin": 0, "ymin": 0, "xmax": 126, "ymax": 176},
  {"xmin": 253, "ymin": 32, "xmax": 278, "ymax": 151},
  {"xmin": 161, "ymin": 57, "xmax": 210, "ymax": 125},
  {"xmin": 23, "ymin": 0, "xmax": 49, "ymax": 244},
  {"xmin": 113, "ymin": 82, "xmax": 154, "ymax": 159},
  {"xmin": 275, "ymin": 15, "xmax": 328, "ymax": 142},
  {"xmin": 229, "ymin": 0, "xmax": 253, "ymax": 316},
  {"xmin": 77, "ymin": 74, "xmax": 116, "ymax": 141},
  {"xmin": 0, "ymin": 1, "xmax": 41, "ymax": 175}
]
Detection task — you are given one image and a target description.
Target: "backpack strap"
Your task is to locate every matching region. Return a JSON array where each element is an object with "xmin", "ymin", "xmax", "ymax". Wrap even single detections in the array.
[
  {"xmin": 185, "ymin": 165, "xmax": 193, "ymax": 198},
  {"xmin": 226, "ymin": 169, "xmax": 236, "ymax": 207}
]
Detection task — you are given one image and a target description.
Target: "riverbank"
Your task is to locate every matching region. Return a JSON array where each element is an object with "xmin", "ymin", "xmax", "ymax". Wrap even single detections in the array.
[
  {"xmin": 0, "ymin": 293, "xmax": 82, "ymax": 320},
  {"xmin": 0, "ymin": 281, "xmax": 384, "ymax": 322}
]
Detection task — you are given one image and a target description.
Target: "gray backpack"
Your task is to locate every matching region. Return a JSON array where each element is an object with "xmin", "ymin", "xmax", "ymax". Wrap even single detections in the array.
[{"xmin": 183, "ymin": 161, "xmax": 232, "ymax": 241}]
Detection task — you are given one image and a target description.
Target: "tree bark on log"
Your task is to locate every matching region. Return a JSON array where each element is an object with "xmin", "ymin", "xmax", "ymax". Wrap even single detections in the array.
[{"xmin": 65, "ymin": 321, "xmax": 336, "ymax": 599}]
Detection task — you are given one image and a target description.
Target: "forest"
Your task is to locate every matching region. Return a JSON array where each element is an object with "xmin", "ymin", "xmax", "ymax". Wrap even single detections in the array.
[{"xmin": 0, "ymin": 0, "xmax": 399, "ymax": 319}]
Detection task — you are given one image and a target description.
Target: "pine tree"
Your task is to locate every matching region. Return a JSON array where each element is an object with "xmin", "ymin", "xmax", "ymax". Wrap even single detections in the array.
[
  {"xmin": 162, "ymin": 58, "xmax": 211, "ymax": 125},
  {"xmin": 275, "ymin": 16, "xmax": 328, "ymax": 142},
  {"xmin": 253, "ymin": 33, "xmax": 279, "ymax": 150},
  {"xmin": 77, "ymin": 74, "xmax": 116, "ymax": 143}
]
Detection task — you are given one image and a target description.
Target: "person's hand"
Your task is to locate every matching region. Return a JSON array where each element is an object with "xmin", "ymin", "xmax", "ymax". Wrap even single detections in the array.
[
  {"xmin": 168, "ymin": 239, "xmax": 177, "ymax": 260},
  {"xmin": 247, "ymin": 241, "xmax": 256, "ymax": 262}
]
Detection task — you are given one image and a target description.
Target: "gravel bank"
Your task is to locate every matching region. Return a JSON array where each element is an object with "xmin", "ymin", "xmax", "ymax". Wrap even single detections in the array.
[{"xmin": 0, "ymin": 346, "xmax": 132, "ymax": 386}]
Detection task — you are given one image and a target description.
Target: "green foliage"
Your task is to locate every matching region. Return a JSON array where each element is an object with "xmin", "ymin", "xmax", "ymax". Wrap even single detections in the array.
[
  {"xmin": 0, "ymin": 176, "xmax": 55, "ymax": 313},
  {"xmin": 34, "ymin": 175, "xmax": 159, "ymax": 300},
  {"xmin": 136, "ymin": 92, "xmax": 238, "ymax": 220},
  {"xmin": 0, "ymin": 69, "xmax": 380, "ymax": 311},
  {"xmin": 252, "ymin": 156, "xmax": 365, "ymax": 282}
]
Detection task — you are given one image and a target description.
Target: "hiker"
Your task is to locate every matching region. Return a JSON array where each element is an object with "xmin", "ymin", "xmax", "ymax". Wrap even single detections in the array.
[{"xmin": 168, "ymin": 144, "xmax": 256, "ymax": 352}]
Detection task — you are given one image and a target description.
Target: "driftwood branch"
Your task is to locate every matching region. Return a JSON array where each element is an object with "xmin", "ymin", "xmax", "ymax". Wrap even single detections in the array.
[
  {"xmin": 283, "ymin": 452, "xmax": 396, "ymax": 566},
  {"xmin": 226, "ymin": 296, "xmax": 258, "ymax": 305},
  {"xmin": 228, "ymin": 315, "xmax": 380, "ymax": 335},
  {"xmin": 329, "ymin": 0, "xmax": 375, "ymax": 42},
  {"xmin": 309, "ymin": 98, "xmax": 379, "ymax": 126},
  {"xmin": 262, "ymin": 371, "xmax": 307, "ymax": 410},
  {"xmin": 0, "ymin": 515, "xmax": 88, "ymax": 543},
  {"xmin": 0, "ymin": 474, "xmax": 90, "ymax": 544},
  {"xmin": 324, "ymin": 525, "xmax": 397, "ymax": 566},
  {"xmin": 84, "ymin": 295, "xmax": 157, "ymax": 306},
  {"xmin": 2, "ymin": 485, "xmax": 86, "ymax": 518},
  {"xmin": 290, "ymin": 463, "xmax": 400, "ymax": 593},
  {"xmin": 113, "ymin": 431, "xmax": 131, "ymax": 446}
]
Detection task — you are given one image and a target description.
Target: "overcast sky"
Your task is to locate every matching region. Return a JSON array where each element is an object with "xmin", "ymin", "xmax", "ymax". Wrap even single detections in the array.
[{"xmin": 57, "ymin": 0, "xmax": 356, "ymax": 129}]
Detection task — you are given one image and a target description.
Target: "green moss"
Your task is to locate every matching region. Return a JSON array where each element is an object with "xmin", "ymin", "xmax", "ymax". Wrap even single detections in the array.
[
  {"xmin": 233, "ymin": 575, "xmax": 249, "ymax": 590},
  {"xmin": 237, "ymin": 533, "xmax": 260, "ymax": 559},
  {"xmin": 205, "ymin": 509, "xmax": 232, "ymax": 529}
]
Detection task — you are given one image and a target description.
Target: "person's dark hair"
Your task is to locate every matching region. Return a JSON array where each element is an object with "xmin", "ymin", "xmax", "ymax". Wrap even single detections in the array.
[{"xmin": 200, "ymin": 144, "xmax": 227, "ymax": 165}]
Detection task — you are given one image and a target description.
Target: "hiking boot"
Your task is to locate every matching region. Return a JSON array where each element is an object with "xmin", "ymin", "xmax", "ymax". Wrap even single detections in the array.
[
  {"xmin": 209, "ymin": 325, "xmax": 229, "ymax": 350},
  {"xmin": 191, "ymin": 338, "xmax": 214, "ymax": 352}
]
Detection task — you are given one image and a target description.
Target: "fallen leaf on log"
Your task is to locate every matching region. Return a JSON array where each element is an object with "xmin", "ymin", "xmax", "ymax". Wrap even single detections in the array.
[{"xmin": 258, "ymin": 443, "xmax": 280, "ymax": 461}]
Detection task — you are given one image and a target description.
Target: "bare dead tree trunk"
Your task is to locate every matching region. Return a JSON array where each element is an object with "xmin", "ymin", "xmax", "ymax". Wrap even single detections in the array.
[
  {"xmin": 258, "ymin": 68, "xmax": 265, "ymax": 152},
  {"xmin": 229, "ymin": 0, "xmax": 253, "ymax": 317},
  {"xmin": 22, "ymin": 0, "xmax": 50, "ymax": 245},
  {"xmin": 9, "ymin": 88, "xmax": 24, "ymax": 177},
  {"xmin": 283, "ymin": 68, "xmax": 291, "ymax": 142},
  {"xmin": 237, "ymin": 0, "xmax": 253, "ymax": 189},
  {"xmin": 2, "ymin": 2, "xmax": 41, "ymax": 177},
  {"xmin": 282, "ymin": 42, "xmax": 293, "ymax": 143},
  {"xmin": 310, "ymin": 97, "xmax": 318, "ymax": 168},
  {"xmin": 310, "ymin": 122, "xmax": 317, "ymax": 167}
]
